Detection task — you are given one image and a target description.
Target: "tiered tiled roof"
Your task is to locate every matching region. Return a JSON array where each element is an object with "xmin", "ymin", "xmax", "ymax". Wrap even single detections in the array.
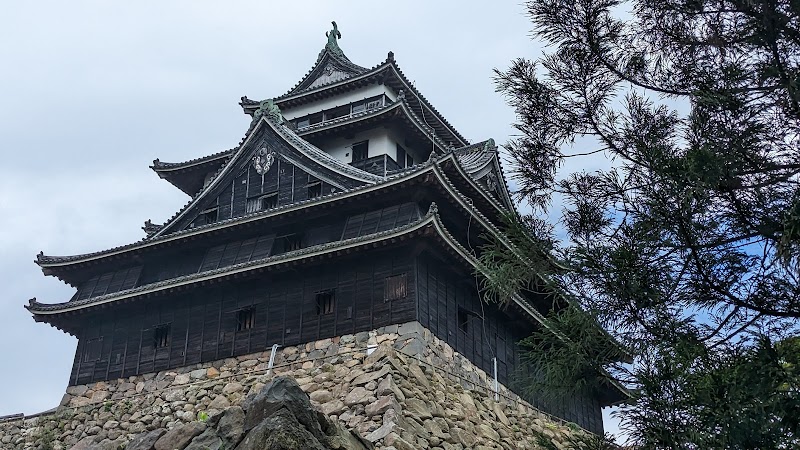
[
  {"xmin": 240, "ymin": 42, "xmax": 469, "ymax": 149},
  {"xmin": 35, "ymin": 149, "xmax": 511, "ymax": 270}
]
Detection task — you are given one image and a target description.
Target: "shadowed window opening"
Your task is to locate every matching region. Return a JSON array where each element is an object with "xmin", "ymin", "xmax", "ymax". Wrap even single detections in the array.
[
  {"xmin": 237, "ymin": 308, "xmax": 255, "ymax": 331},
  {"xmin": 154, "ymin": 325, "xmax": 171, "ymax": 349},
  {"xmin": 316, "ymin": 290, "xmax": 335, "ymax": 315}
]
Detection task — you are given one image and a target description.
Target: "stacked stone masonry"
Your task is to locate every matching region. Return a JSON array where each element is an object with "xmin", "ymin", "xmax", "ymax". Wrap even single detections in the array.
[{"xmin": 0, "ymin": 321, "xmax": 586, "ymax": 449}]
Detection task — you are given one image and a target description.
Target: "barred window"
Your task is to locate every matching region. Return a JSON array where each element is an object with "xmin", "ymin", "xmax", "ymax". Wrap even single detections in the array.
[
  {"xmin": 154, "ymin": 325, "xmax": 171, "ymax": 349},
  {"xmin": 237, "ymin": 308, "xmax": 255, "ymax": 331},
  {"xmin": 202, "ymin": 207, "xmax": 218, "ymax": 224},
  {"xmin": 307, "ymin": 181, "xmax": 322, "ymax": 199},
  {"xmin": 246, "ymin": 192, "xmax": 278, "ymax": 213},
  {"xmin": 384, "ymin": 274, "xmax": 408, "ymax": 301},
  {"xmin": 316, "ymin": 290, "xmax": 335, "ymax": 315}
]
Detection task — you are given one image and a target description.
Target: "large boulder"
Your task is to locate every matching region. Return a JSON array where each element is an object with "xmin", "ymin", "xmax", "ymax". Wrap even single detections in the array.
[
  {"xmin": 217, "ymin": 406, "xmax": 246, "ymax": 446},
  {"xmin": 126, "ymin": 429, "xmax": 166, "ymax": 450},
  {"xmin": 184, "ymin": 428, "xmax": 223, "ymax": 450},
  {"xmin": 235, "ymin": 407, "xmax": 327, "ymax": 450},
  {"xmin": 242, "ymin": 377, "xmax": 322, "ymax": 439},
  {"xmin": 235, "ymin": 376, "xmax": 372, "ymax": 450},
  {"xmin": 154, "ymin": 422, "xmax": 206, "ymax": 450}
]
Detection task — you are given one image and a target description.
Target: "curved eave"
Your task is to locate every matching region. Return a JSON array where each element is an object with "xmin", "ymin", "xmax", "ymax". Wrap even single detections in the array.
[
  {"xmin": 382, "ymin": 63, "xmax": 468, "ymax": 147},
  {"xmin": 297, "ymin": 99, "xmax": 449, "ymax": 153},
  {"xmin": 455, "ymin": 147, "xmax": 516, "ymax": 212},
  {"xmin": 436, "ymin": 153, "xmax": 512, "ymax": 215},
  {"xmin": 150, "ymin": 148, "xmax": 235, "ymax": 173},
  {"xmin": 29, "ymin": 211, "xmax": 440, "ymax": 318},
  {"xmin": 264, "ymin": 58, "xmax": 467, "ymax": 148},
  {"xmin": 36, "ymin": 156, "xmax": 508, "ymax": 280},
  {"xmin": 150, "ymin": 151, "xmax": 234, "ymax": 197},
  {"xmin": 36, "ymin": 160, "xmax": 510, "ymax": 290},
  {"xmin": 30, "ymin": 207, "xmax": 536, "ymax": 338}
]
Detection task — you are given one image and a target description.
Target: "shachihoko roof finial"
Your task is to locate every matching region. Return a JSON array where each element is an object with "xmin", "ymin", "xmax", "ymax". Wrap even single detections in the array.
[
  {"xmin": 253, "ymin": 99, "xmax": 283, "ymax": 124},
  {"xmin": 325, "ymin": 21, "xmax": 344, "ymax": 56}
]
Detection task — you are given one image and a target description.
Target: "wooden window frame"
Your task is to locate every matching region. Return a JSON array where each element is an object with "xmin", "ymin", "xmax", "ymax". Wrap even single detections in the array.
[
  {"xmin": 154, "ymin": 324, "xmax": 171, "ymax": 349},
  {"xmin": 316, "ymin": 290, "xmax": 335, "ymax": 315},
  {"xmin": 307, "ymin": 181, "xmax": 322, "ymax": 199},
  {"xmin": 260, "ymin": 192, "xmax": 278, "ymax": 210},
  {"xmin": 236, "ymin": 307, "xmax": 255, "ymax": 332},
  {"xmin": 201, "ymin": 207, "xmax": 219, "ymax": 224},
  {"xmin": 351, "ymin": 140, "xmax": 369, "ymax": 162},
  {"xmin": 384, "ymin": 273, "xmax": 408, "ymax": 301}
]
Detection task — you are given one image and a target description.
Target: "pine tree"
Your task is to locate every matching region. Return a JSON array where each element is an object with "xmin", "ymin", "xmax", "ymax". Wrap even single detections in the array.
[{"xmin": 485, "ymin": 1, "xmax": 800, "ymax": 447}]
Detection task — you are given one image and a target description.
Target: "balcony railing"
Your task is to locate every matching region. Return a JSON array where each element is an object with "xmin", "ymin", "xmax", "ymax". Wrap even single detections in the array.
[
  {"xmin": 349, "ymin": 154, "xmax": 401, "ymax": 177},
  {"xmin": 294, "ymin": 94, "xmax": 391, "ymax": 131}
]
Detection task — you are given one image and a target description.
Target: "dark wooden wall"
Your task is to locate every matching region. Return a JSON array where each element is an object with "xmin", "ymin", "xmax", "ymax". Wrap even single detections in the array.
[
  {"xmin": 70, "ymin": 249, "xmax": 416, "ymax": 386},
  {"xmin": 414, "ymin": 252, "xmax": 604, "ymax": 434},
  {"xmin": 190, "ymin": 159, "xmax": 335, "ymax": 228}
]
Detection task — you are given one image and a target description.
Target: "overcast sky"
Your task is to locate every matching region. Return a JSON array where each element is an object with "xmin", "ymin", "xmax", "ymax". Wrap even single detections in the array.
[{"xmin": 0, "ymin": 0, "xmax": 621, "ymax": 436}]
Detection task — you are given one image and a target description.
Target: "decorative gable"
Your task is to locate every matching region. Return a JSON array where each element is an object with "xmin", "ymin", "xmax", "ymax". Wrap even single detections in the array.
[
  {"xmin": 155, "ymin": 117, "xmax": 381, "ymax": 237},
  {"xmin": 282, "ymin": 22, "xmax": 368, "ymax": 97}
]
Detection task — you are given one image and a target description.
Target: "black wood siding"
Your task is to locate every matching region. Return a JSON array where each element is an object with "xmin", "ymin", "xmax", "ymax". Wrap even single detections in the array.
[
  {"xmin": 414, "ymin": 252, "xmax": 604, "ymax": 434},
  {"xmin": 71, "ymin": 249, "xmax": 416, "ymax": 384}
]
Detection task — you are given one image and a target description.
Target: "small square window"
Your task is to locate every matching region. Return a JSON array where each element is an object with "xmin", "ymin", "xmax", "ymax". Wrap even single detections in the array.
[
  {"xmin": 237, "ymin": 308, "xmax": 255, "ymax": 331},
  {"xmin": 285, "ymin": 234, "xmax": 302, "ymax": 251},
  {"xmin": 307, "ymin": 181, "xmax": 322, "ymax": 199},
  {"xmin": 272, "ymin": 234, "xmax": 303, "ymax": 254},
  {"xmin": 316, "ymin": 290, "xmax": 335, "ymax": 315},
  {"xmin": 352, "ymin": 141, "xmax": 369, "ymax": 162},
  {"xmin": 154, "ymin": 325, "xmax": 170, "ymax": 349},
  {"xmin": 260, "ymin": 192, "xmax": 278, "ymax": 209},
  {"xmin": 384, "ymin": 274, "xmax": 408, "ymax": 301},
  {"xmin": 202, "ymin": 207, "xmax": 218, "ymax": 224}
]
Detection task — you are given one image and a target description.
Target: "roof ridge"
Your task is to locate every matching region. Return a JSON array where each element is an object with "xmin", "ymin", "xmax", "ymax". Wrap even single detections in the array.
[
  {"xmin": 280, "ymin": 22, "xmax": 370, "ymax": 98},
  {"xmin": 151, "ymin": 147, "xmax": 237, "ymax": 171}
]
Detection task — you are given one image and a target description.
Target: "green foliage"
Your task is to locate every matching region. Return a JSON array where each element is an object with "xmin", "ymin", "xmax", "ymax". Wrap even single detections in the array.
[
  {"xmin": 488, "ymin": 0, "xmax": 800, "ymax": 448},
  {"xmin": 198, "ymin": 411, "xmax": 209, "ymax": 422}
]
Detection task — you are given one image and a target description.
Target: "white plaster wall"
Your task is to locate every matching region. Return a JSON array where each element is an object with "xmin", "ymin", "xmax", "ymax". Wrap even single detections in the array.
[
  {"xmin": 320, "ymin": 128, "xmax": 394, "ymax": 163},
  {"xmin": 281, "ymin": 84, "xmax": 397, "ymax": 120}
]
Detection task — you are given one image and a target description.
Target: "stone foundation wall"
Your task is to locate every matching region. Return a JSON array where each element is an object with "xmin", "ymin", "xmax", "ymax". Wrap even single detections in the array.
[{"xmin": 0, "ymin": 321, "xmax": 585, "ymax": 449}]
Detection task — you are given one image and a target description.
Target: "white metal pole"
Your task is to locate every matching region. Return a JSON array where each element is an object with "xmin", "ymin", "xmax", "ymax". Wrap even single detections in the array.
[{"xmin": 493, "ymin": 357, "xmax": 499, "ymax": 401}]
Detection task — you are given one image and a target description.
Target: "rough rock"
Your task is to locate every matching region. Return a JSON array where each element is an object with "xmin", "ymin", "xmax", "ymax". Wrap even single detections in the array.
[
  {"xmin": 185, "ymin": 428, "xmax": 223, "ymax": 450},
  {"xmin": 126, "ymin": 429, "xmax": 166, "ymax": 450},
  {"xmin": 241, "ymin": 377, "xmax": 323, "ymax": 440},
  {"xmin": 154, "ymin": 421, "xmax": 206, "ymax": 450},
  {"xmin": 216, "ymin": 406, "xmax": 245, "ymax": 446},
  {"xmin": 235, "ymin": 376, "xmax": 372, "ymax": 450}
]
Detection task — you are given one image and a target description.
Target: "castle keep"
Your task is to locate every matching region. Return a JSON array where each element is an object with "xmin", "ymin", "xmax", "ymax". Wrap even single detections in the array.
[{"xmin": 25, "ymin": 23, "xmax": 623, "ymax": 435}]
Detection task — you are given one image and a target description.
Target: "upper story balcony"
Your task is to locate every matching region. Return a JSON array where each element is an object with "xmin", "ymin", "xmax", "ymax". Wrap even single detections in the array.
[
  {"xmin": 291, "ymin": 94, "xmax": 391, "ymax": 131},
  {"xmin": 349, "ymin": 154, "xmax": 402, "ymax": 177}
]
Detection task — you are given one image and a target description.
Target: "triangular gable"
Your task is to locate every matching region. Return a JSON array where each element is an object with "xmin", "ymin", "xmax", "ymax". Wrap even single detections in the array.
[
  {"xmin": 152, "ymin": 117, "xmax": 381, "ymax": 238},
  {"xmin": 452, "ymin": 140, "xmax": 516, "ymax": 211},
  {"xmin": 283, "ymin": 30, "xmax": 369, "ymax": 97}
]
